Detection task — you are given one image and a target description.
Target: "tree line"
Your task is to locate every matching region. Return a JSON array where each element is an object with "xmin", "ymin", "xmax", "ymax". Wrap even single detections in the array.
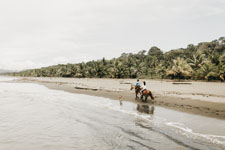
[{"xmin": 9, "ymin": 37, "xmax": 225, "ymax": 81}]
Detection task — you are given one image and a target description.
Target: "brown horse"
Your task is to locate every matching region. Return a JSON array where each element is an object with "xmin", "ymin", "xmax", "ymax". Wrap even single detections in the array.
[
  {"xmin": 130, "ymin": 85, "xmax": 142, "ymax": 99},
  {"xmin": 141, "ymin": 90, "xmax": 154, "ymax": 103}
]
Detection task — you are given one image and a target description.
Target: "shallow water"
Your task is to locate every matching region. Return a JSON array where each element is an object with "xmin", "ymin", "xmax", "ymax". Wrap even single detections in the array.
[{"xmin": 0, "ymin": 77, "xmax": 225, "ymax": 150}]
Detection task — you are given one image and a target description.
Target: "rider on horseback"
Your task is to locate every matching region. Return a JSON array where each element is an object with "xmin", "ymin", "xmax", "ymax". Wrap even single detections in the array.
[
  {"xmin": 135, "ymin": 79, "xmax": 141, "ymax": 89},
  {"xmin": 141, "ymin": 81, "xmax": 147, "ymax": 95}
]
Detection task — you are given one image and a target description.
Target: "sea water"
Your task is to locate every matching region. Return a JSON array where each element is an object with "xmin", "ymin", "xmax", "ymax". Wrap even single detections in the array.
[{"xmin": 0, "ymin": 77, "xmax": 225, "ymax": 150}]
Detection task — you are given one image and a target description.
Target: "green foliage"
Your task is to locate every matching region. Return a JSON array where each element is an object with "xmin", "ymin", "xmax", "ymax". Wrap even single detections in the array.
[
  {"xmin": 166, "ymin": 57, "xmax": 193, "ymax": 79},
  {"xmin": 10, "ymin": 37, "xmax": 225, "ymax": 81}
]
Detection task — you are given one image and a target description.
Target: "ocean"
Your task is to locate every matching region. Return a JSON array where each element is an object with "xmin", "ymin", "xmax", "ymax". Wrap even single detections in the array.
[{"xmin": 0, "ymin": 77, "xmax": 225, "ymax": 150}]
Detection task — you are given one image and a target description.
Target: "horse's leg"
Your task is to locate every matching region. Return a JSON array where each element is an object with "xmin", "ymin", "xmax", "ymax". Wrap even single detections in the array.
[
  {"xmin": 136, "ymin": 89, "xmax": 140, "ymax": 99},
  {"xmin": 145, "ymin": 95, "xmax": 148, "ymax": 103},
  {"xmin": 135, "ymin": 91, "xmax": 138, "ymax": 100}
]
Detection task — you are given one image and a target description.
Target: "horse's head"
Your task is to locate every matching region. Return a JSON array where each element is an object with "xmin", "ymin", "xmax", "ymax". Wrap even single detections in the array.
[{"xmin": 130, "ymin": 84, "xmax": 135, "ymax": 90}]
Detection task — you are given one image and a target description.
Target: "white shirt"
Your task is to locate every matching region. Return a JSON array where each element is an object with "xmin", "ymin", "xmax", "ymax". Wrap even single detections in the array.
[{"xmin": 142, "ymin": 85, "xmax": 146, "ymax": 91}]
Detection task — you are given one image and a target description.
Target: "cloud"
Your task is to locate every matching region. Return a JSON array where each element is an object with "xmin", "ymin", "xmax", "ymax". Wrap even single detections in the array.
[{"xmin": 0, "ymin": 0, "xmax": 224, "ymax": 70}]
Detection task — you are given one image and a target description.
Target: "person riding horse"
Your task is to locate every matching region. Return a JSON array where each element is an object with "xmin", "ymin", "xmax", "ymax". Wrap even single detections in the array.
[
  {"xmin": 134, "ymin": 79, "xmax": 142, "ymax": 99},
  {"xmin": 140, "ymin": 81, "xmax": 154, "ymax": 102},
  {"xmin": 135, "ymin": 79, "xmax": 141, "ymax": 90},
  {"xmin": 141, "ymin": 81, "xmax": 147, "ymax": 95},
  {"xmin": 130, "ymin": 80, "xmax": 154, "ymax": 102}
]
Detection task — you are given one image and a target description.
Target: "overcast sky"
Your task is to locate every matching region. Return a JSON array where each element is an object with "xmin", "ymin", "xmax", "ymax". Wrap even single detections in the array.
[{"xmin": 0, "ymin": 0, "xmax": 225, "ymax": 70}]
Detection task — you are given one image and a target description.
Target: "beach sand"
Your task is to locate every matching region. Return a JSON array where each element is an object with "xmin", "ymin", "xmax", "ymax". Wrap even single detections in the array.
[{"xmin": 12, "ymin": 77, "xmax": 225, "ymax": 119}]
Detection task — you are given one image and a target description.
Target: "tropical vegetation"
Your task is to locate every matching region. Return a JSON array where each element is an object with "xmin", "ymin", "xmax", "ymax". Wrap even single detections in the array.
[{"xmin": 9, "ymin": 37, "xmax": 225, "ymax": 81}]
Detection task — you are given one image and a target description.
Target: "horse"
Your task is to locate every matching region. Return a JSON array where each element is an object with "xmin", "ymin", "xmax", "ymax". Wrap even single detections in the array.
[
  {"xmin": 141, "ymin": 90, "xmax": 154, "ymax": 103},
  {"xmin": 130, "ymin": 84, "xmax": 142, "ymax": 99}
]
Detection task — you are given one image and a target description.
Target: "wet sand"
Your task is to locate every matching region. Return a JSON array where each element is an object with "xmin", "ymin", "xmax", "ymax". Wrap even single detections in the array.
[{"xmin": 12, "ymin": 77, "xmax": 225, "ymax": 119}]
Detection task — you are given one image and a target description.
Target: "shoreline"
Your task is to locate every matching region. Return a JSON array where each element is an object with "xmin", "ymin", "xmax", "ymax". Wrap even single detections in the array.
[{"xmin": 10, "ymin": 77, "xmax": 225, "ymax": 120}]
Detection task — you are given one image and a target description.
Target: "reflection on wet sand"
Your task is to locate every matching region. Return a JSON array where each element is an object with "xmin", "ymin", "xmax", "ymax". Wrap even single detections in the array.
[{"xmin": 137, "ymin": 104, "xmax": 155, "ymax": 114}]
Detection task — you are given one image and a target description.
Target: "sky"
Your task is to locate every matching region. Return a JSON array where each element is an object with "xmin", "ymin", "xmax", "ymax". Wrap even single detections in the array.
[{"xmin": 0, "ymin": 0, "xmax": 225, "ymax": 70}]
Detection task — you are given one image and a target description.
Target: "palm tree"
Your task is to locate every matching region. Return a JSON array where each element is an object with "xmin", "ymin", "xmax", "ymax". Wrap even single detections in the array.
[
  {"xmin": 196, "ymin": 52, "xmax": 225, "ymax": 81},
  {"xmin": 188, "ymin": 52, "xmax": 207, "ymax": 70},
  {"xmin": 216, "ymin": 64, "xmax": 225, "ymax": 81},
  {"xmin": 166, "ymin": 57, "xmax": 193, "ymax": 79},
  {"xmin": 156, "ymin": 63, "xmax": 166, "ymax": 79},
  {"xmin": 218, "ymin": 53, "xmax": 225, "ymax": 81},
  {"xmin": 196, "ymin": 62, "xmax": 217, "ymax": 81}
]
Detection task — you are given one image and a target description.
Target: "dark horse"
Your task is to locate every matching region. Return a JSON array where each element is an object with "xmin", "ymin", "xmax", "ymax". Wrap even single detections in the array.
[
  {"xmin": 130, "ymin": 85, "xmax": 142, "ymax": 99},
  {"xmin": 130, "ymin": 85, "xmax": 154, "ymax": 102}
]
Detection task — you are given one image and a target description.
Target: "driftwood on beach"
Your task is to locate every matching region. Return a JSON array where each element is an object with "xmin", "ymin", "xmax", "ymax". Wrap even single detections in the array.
[
  {"xmin": 74, "ymin": 86, "xmax": 98, "ymax": 91},
  {"xmin": 172, "ymin": 82, "xmax": 192, "ymax": 85}
]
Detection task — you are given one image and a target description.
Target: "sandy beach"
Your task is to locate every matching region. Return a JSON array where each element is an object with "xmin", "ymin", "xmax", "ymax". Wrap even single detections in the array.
[{"xmin": 11, "ymin": 77, "xmax": 225, "ymax": 119}]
